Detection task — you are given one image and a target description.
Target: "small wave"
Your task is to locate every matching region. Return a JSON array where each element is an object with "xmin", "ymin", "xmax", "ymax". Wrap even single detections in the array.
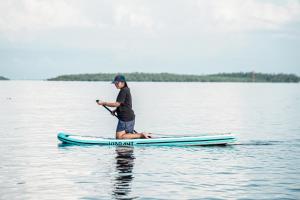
[
  {"xmin": 233, "ymin": 140, "xmax": 284, "ymax": 146},
  {"xmin": 288, "ymin": 188, "xmax": 300, "ymax": 192}
]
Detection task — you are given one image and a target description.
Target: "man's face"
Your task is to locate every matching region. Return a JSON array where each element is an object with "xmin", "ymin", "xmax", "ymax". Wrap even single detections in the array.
[{"xmin": 114, "ymin": 82, "xmax": 122, "ymax": 89}]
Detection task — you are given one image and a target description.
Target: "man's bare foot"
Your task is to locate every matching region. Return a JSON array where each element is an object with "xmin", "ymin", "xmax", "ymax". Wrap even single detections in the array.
[{"xmin": 141, "ymin": 132, "xmax": 152, "ymax": 139}]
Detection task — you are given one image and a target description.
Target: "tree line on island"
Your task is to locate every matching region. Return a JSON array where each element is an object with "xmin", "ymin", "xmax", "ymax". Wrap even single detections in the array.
[
  {"xmin": 48, "ymin": 72, "xmax": 300, "ymax": 83},
  {"xmin": 0, "ymin": 76, "xmax": 9, "ymax": 80}
]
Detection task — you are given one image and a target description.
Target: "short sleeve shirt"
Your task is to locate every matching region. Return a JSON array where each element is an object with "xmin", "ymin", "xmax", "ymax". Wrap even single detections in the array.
[{"xmin": 116, "ymin": 87, "xmax": 135, "ymax": 121}]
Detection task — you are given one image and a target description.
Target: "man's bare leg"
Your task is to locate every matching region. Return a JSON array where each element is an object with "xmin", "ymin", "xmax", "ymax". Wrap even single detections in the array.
[{"xmin": 116, "ymin": 131, "xmax": 151, "ymax": 139}]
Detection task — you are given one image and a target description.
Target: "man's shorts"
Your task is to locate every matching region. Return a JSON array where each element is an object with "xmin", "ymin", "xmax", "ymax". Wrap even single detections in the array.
[{"xmin": 116, "ymin": 119, "xmax": 135, "ymax": 133}]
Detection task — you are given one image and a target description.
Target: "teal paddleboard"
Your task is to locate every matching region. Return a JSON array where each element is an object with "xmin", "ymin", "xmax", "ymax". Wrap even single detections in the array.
[{"xmin": 57, "ymin": 132, "xmax": 236, "ymax": 146}]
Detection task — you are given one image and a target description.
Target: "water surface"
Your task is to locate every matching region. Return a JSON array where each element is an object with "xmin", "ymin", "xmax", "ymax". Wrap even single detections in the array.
[{"xmin": 0, "ymin": 81, "xmax": 299, "ymax": 199}]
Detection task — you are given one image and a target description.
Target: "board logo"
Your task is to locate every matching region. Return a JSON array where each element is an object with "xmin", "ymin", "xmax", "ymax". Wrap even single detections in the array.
[{"xmin": 108, "ymin": 141, "xmax": 134, "ymax": 146}]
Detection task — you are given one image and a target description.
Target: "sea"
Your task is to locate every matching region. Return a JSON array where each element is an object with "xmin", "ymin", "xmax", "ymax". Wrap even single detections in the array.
[{"xmin": 0, "ymin": 81, "xmax": 299, "ymax": 199}]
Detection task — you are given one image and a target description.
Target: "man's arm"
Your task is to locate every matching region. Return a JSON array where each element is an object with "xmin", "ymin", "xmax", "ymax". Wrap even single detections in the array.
[
  {"xmin": 97, "ymin": 101, "xmax": 121, "ymax": 107},
  {"xmin": 104, "ymin": 101, "xmax": 121, "ymax": 107}
]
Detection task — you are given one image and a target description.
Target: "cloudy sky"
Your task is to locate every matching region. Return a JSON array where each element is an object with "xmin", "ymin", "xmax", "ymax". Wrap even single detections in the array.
[{"xmin": 0, "ymin": 0, "xmax": 300, "ymax": 79}]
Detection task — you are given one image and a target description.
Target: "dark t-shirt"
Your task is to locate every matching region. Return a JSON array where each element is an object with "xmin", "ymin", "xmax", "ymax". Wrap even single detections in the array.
[{"xmin": 116, "ymin": 87, "xmax": 135, "ymax": 121}]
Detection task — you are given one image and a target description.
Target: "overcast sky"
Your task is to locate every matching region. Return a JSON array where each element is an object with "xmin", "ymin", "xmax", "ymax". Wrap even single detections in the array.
[{"xmin": 0, "ymin": 0, "xmax": 300, "ymax": 79}]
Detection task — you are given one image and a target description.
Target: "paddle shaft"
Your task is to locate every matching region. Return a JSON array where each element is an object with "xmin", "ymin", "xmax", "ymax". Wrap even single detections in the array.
[
  {"xmin": 98, "ymin": 100, "xmax": 205, "ymax": 137},
  {"xmin": 101, "ymin": 105, "xmax": 189, "ymax": 137},
  {"xmin": 101, "ymin": 103, "xmax": 192, "ymax": 137},
  {"xmin": 102, "ymin": 104, "xmax": 119, "ymax": 118}
]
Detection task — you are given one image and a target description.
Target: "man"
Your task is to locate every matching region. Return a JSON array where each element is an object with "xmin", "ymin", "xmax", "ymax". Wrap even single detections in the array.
[{"xmin": 97, "ymin": 75, "xmax": 151, "ymax": 139}]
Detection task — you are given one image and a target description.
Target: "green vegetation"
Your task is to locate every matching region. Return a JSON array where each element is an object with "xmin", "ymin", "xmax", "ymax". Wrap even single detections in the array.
[
  {"xmin": 48, "ymin": 72, "xmax": 300, "ymax": 83},
  {"xmin": 0, "ymin": 76, "xmax": 9, "ymax": 80}
]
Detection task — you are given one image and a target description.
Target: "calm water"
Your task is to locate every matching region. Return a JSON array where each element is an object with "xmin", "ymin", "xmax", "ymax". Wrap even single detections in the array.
[{"xmin": 0, "ymin": 81, "xmax": 300, "ymax": 200}]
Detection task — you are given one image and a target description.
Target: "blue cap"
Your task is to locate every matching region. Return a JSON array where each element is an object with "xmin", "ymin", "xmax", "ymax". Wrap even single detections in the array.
[{"xmin": 112, "ymin": 75, "xmax": 126, "ymax": 83}]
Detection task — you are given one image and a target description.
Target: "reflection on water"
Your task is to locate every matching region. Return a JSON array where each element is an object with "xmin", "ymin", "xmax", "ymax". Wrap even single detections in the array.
[{"xmin": 112, "ymin": 147, "xmax": 135, "ymax": 200}]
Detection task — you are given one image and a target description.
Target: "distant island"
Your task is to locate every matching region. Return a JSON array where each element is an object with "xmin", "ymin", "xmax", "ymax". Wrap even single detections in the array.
[
  {"xmin": 0, "ymin": 76, "xmax": 9, "ymax": 80},
  {"xmin": 48, "ymin": 72, "xmax": 299, "ymax": 83}
]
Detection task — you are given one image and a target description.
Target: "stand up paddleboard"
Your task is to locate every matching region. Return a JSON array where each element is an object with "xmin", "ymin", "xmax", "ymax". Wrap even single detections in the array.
[{"xmin": 57, "ymin": 132, "xmax": 236, "ymax": 146}]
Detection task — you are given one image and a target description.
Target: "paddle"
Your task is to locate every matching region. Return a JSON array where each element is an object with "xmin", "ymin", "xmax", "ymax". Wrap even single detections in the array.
[
  {"xmin": 96, "ymin": 100, "xmax": 213, "ymax": 138},
  {"xmin": 96, "ymin": 100, "xmax": 138, "ymax": 133}
]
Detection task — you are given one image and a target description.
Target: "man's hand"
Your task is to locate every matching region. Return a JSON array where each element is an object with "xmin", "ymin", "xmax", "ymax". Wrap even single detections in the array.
[
  {"xmin": 111, "ymin": 109, "xmax": 117, "ymax": 116},
  {"xmin": 96, "ymin": 100, "xmax": 106, "ymax": 106},
  {"xmin": 96, "ymin": 100, "xmax": 120, "ymax": 107}
]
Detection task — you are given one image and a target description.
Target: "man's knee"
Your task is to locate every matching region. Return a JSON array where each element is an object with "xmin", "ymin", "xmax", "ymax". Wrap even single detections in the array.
[{"xmin": 116, "ymin": 131, "xmax": 126, "ymax": 139}]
